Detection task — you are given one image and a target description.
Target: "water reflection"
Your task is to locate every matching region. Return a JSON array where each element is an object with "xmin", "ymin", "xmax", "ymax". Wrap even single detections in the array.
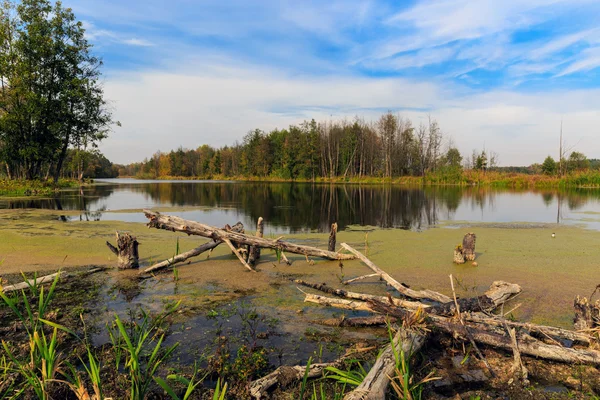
[{"xmin": 2, "ymin": 180, "xmax": 600, "ymax": 232}]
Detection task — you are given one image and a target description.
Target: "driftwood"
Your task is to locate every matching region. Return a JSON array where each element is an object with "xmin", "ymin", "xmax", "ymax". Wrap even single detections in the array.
[
  {"xmin": 340, "ymin": 243, "xmax": 451, "ymax": 303},
  {"xmin": 106, "ymin": 232, "xmax": 139, "ymax": 269},
  {"xmin": 328, "ymin": 222, "xmax": 337, "ymax": 252},
  {"xmin": 343, "ymin": 273, "xmax": 381, "ymax": 285},
  {"xmin": 344, "ymin": 328, "xmax": 427, "ymax": 400},
  {"xmin": 427, "ymin": 281, "xmax": 522, "ymax": 316},
  {"xmin": 294, "ymin": 279, "xmax": 426, "ymax": 310},
  {"xmin": 249, "ymin": 360, "xmax": 341, "ymax": 399},
  {"xmin": 1, "ymin": 267, "xmax": 107, "ymax": 294},
  {"xmin": 143, "ymin": 223, "xmax": 245, "ymax": 273},
  {"xmin": 306, "ymin": 293, "xmax": 600, "ymax": 366},
  {"xmin": 318, "ymin": 315, "xmax": 397, "ymax": 327},
  {"xmin": 144, "ymin": 210, "xmax": 355, "ymax": 261},
  {"xmin": 574, "ymin": 295, "xmax": 600, "ymax": 331},
  {"xmin": 248, "ymin": 217, "xmax": 264, "ymax": 266}
]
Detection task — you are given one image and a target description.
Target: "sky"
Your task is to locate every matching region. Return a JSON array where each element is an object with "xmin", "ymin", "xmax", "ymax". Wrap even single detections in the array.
[{"xmin": 66, "ymin": 0, "xmax": 600, "ymax": 166}]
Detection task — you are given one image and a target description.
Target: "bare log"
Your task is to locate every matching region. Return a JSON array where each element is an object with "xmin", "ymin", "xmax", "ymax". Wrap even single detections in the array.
[
  {"xmin": 249, "ymin": 361, "xmax": 340, "ymax": 399},
  {"xmin": 305, "ymin": 294, "xmax": 600, "ymax": 365},
  {"xmin": 344, "ymin": 328, "xmax": 427, "ymax": 400},
  {"xmin": 427, "ymin": 281, "xmax": 521, "ymax": 316},
  {"xmin": 248, "ymin": 217, "xmax": 264, "ymax": 266},
  {"xmin": 328, "ymin": 222, "xmax": 338, "ymax": 252},
  {"xmin": 223, "ymin": 238, "xmax": 255, "ymax": 272},
  {"xmin": 1, "ymin": 267, "xmax": 107, "ymax": 294},
  {"xmin": 144, "ymin": 223, "xmax": 245, "ymax": 273},
  {"xmin": 106, "ymin": 232, "xmax": 139, "ymax": 269},
  {"xmin": 144, "ymin": 210, "xmax": 355, "ymax": 261},
  {"xmin": 294, "ymin": 279, "xmax": 426, "ymax": 310},
  {"xmin": 340, "ymin": 243, "xmax": 451, "ymax": 303},
  {"xmin": 465, "ymin": 314, "xmax": 593, "ymax": 346},
  {"xmin": 343, "ymin": 273, "xmax": 381, "ymax": 285},
  {"xmin": 318, "ymin": 315, "xmax": 396, "ymax": 327}
]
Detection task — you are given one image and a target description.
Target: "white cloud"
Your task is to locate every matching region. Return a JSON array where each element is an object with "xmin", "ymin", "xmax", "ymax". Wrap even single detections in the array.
[
  {"xmin": 122, "ymin": 38, "xmax": 154, "ymax": 47},
  {"xmin": 556, "ymin": 47, "xmax": 600, "ymax": 76},
  {"xmin": 100, "ymin": 60, "xmax": 600, "ymax": 166}
]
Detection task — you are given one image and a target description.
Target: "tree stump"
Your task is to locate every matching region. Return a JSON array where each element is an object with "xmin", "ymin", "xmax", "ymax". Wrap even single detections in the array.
[
  {"xmin": 247, "ymin": 217, "xmax": 264, "ymax": 266},
  {"xmin": 574, "ymin": 295, "xmax": 600, "ymax": 331},
  {"xmin": 106, "ymin": 232, "xmax": 140, "ymax": 269},
  {"xmin": 453, "ymin": 245, "xmax": 465, "ymax": 264},
  {"xmin": 328, "ymin": 222, "xmax": 338, "ymax": 252},
  {"xmin": 462, "ymin": 232, "xmax": 476, "ymax": 261},
  {"xmin": 453, "ymin": 233, "xmax": 476, "ymax": 264}
]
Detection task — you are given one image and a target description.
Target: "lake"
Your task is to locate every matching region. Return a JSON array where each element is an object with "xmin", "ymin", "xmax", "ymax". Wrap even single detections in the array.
[{"xmin": 2, "ymin": 178, "xmax": 600, "ymax": 232}]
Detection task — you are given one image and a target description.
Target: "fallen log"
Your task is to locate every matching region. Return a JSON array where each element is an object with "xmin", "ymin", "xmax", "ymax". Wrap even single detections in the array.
[
  {"xmin": 249, "ymin": 360, "xmax": 341, "ymax": 399},
  {"xmin": 144, "ymin": 222, "xmax": 245, "ymax": 273},
  {"xmin": 344, "ymin": 328, "xmax": 427, "ymax": 400},
  {"xmin": 1, "ymin": 267, "xmax": 107, "ymax": 294},
  {"xmin": 427, "ymin": 281, "xmax": 522, "ymax": 316},
  {"xmin": 342, "ymin": 273, "xmax": 381, "ymax": 285},
  {"xmin": 306, "ymin": 293, "xmax": 600, "ymax": 366},
  {"xmin": 294, "ymin": 279, "xmax": 426, "ymax": 310},
  {"xmin": 144, "ymin": 210, "xmax": 355, "ymax": 261},
  {"xmin": 106, "ymin": 232, "xmax": 139, "ymax": 269},
  {"xmin": 340, "ymin": 243, "xmax": 451, "ymax": 303},
  {"xmin": 318, "ymin": 315, "xmax": 397, "ymax": 327}
]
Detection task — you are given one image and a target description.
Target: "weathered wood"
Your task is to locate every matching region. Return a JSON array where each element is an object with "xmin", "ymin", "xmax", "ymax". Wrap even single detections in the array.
[
  {"xmin": 428, "ymin": 281, "xmax": 521, "ymax": 316},
  {"xmin": 249, "ymin": 361, "xmax": 340, "ymax": 399},
  {"xmin": 318, "ymin": 315, "xmax": 397, "ymax": 327},
  {"xmin": 106, "ymin": 232, "xmax": 139, "ymax": 269},
  {"xmin": 143, "ymin": 223, "xmax": 245, "ymax": 273},
  {"xmin": 466, "ymin": 314, "xmax": 593, "ymax": 345},
  {"xmin": 344, "ymin": 328, "xmax": 427, "ymax": 400},
  {"xmin": 1, "ymin": 267, "xmax": 107, "ymax": 293},
  {"xmin": 574, "ymin": 295, "xmax": 600, "ymax": 331},
  {"xmin": 343, "ymin": 273, "xmax": 381, "ymax": 285},
  {"xmin": 223, "ymin": 238, "xmax": 256, "ymax": 272},
  {"xmin": 294, "ymin": 279, "xmax": 427, "ymax": 310},
  {"xmin": 1, "ymin": 272, "xmax": 63, "ymax": 293},
  {"xmin": 144, "ymin": 210, "xmax": 355, "ymax": 261},
  {"xmin": 340, "ymin": 243, "xmax": 451, "ymax": 303},
  {"xmin": 328, "ymin": 222, "xmax": 338, "ymax": 252},
  {"xmin": 507, "ymin": 325, "xmax": 529, "ymax": 381},
  {"xmin": 247, "ymin": 217, "xmax": 264, "ymax": 266},
  {"xmin": 453, "ymin": 247, "xmax": 465, "ymax": 264},
  {"xmin": 462, "ymin": 232, "xmax": 476, "ymax": 261},
  {"xmin": 308, "ymin": 294, "xmax": 600, "ymax": 365}
]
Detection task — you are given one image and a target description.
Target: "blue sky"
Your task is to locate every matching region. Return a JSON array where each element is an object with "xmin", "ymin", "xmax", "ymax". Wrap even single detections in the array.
[{"xmin": 66, "ymin": 0, "xmax": 600, "ymax": 165}]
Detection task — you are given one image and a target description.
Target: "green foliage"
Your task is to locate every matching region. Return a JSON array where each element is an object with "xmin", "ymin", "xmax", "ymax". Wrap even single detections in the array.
[
  {"xmin": 153, "ymin": 362, "xmax": 207, "ymax": 400},
  {"xmin": 0, "ymin": 0, "xmax": 114, "ymax": 181},
  {"xmin": 542, "ymin": 156, "xmax": 557, "ymax": 175}
]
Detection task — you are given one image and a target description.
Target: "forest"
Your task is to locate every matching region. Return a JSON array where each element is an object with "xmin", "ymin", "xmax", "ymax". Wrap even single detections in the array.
[{"xmin": 120, "ymin": 113, "xmax": 595, "ymax": 183}]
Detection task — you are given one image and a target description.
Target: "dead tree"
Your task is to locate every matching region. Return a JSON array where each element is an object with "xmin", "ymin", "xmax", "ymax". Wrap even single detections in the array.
[
  {"xmin": 248, "ymin": 217, "xmax": 264, "ymax": 266},
  {"xmin": 106, "ymin": 232, "xmax": 139, "ymax": 269},
  {"xmin": 143, "ymin": 210, "xmax": 355, "ymax": 261},
  {"xmin": 328, "ymin": 222, "xmax": 337, "ymax": 252}
]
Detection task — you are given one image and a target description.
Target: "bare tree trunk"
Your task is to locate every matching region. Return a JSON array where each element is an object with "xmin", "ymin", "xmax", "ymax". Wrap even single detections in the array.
[
  {"xmin": 144, "ymin": 210, "xmax": 355, "ymax": 261},
  {"xmin": 247, "ymin": 217, "xmax": 264, "ymax": 266},
  {"xmin": 328, "ymin": 222, "xmax": 337, "ymax": 252}
]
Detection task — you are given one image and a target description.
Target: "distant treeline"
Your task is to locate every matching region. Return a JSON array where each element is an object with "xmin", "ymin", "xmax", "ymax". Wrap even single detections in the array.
[{"xmin": 120, "ymin": 113, "xmax": 499, "ymax": 181}]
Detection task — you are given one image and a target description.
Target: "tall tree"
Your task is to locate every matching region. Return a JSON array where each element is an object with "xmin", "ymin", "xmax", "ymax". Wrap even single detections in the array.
[{"xmin": 0, "ymin": 0, "xmax": 113, "ymax": 181}]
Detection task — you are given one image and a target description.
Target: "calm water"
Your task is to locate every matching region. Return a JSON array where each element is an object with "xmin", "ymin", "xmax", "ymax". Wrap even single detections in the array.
[{"xmin": 2, "ymin": 178, "xmax": 600, "ymax": 232}]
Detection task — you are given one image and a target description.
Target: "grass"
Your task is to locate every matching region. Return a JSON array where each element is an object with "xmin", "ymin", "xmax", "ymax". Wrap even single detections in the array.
[{"xmin": 0, "ymin": 179, "xmax": 79, "ymax": 197}]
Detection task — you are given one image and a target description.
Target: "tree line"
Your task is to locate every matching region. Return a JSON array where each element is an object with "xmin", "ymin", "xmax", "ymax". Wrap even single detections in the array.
[
  {"xmin": 0, "ymin": 0, "xmax": 114, "ymax": 181},
  {"xmin": 121, "ymin": 113, "xmax": 496, "ymax": 180}
]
